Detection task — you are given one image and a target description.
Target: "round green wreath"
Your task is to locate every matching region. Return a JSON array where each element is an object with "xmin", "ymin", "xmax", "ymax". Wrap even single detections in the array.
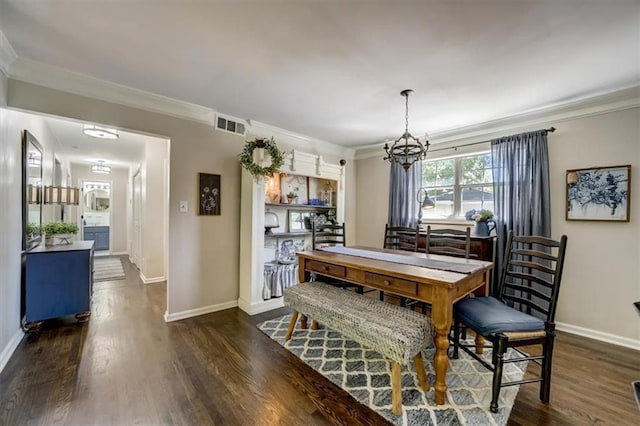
[{"xmin": 238, "ymin": 137, "xmax": 284, "ymax": 179}]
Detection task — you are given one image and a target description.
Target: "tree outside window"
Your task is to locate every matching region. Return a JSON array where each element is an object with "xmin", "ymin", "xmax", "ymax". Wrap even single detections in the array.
[{"xmin": 421, "ymin": 153, "xmax": 494, "ymax": 220}]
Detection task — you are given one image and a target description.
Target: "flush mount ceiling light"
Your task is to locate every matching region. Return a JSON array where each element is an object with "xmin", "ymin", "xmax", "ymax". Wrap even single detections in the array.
[
  {"xmin": 91, "ymin": 160, "xmax": 111, "ymax": 174},
  {"xmin": 83, "ymin": 125, "xmax": 119, "ymax": 139},
  {"xmin": 383, "ymin": 89, "xmax": 430, "ymax": 171}
]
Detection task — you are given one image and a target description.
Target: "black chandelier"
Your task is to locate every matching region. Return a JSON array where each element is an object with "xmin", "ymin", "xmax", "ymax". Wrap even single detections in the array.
[{"xmin": 383, "ymin": 89, "xmax": 430, "ymax": 171}]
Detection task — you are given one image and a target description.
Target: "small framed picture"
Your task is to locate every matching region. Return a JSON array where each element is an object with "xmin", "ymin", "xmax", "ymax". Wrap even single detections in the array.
[
  {"xmin": 280, "ymin": 174, "xmax": 309, "ymax": 204},
  {"xmin": 288, "ymin": 210, "xmax": 313, "ymax": 233},
  {"xmin": 199, "ymin": 173, "xmax": 221, "ymax": 216},
  {"xmin": 566, "ymin": 165, "xmax": 630, "ymax": 222}
]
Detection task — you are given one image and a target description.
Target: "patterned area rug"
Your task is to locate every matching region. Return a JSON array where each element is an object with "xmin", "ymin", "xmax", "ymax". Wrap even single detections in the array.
[
  {"xmin": 93, "ymin": 257, "xmax": 126, "ymax": 282},
  {"xmin": 258, "ymin": 314, "xmax": 527, "ymax": 426}
]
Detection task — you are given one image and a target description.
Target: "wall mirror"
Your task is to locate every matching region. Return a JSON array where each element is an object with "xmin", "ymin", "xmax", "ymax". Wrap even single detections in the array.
[
  {"xmin": 84, "ymin": 187, "xmax": 110, "ymax": 212},
  {"xmin": 22, "ymin": 130, "xmax": 43, "ymax": 250}
]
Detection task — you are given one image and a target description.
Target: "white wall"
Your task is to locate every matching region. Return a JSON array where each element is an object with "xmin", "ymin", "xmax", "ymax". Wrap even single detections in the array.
[
  {"xmin": 140, "ymin": 138, "xmax": 168, "ymax": 281},
  {"xmin": 355, "ymin": 107, "xmax": 640, "ymax": 348},
  {"xmin": 0, "ymin": 67, "xmax": 23, "ymax": 373},
  {"xmin": 71, "ymin": 164, "xmax": 129, "ymax": 254}
]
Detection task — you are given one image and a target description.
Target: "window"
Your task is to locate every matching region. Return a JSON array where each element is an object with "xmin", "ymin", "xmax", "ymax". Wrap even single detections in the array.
[{"xmin": 421, "ymin": 152, "xmax": 494, "ymax": 220}]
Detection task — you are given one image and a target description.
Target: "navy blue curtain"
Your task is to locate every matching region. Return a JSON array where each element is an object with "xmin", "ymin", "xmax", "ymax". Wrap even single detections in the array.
[
  {"xmin": 388, "ymin": 161, "xmax": 422, "ymax": 227},
  {"xmin": 491, "ymin": 130, "xmax": 551, "ymax": 295}
]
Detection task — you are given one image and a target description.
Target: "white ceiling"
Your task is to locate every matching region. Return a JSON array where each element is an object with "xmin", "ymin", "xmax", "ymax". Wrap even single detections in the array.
[
  {"xmin": 1, "ymin": 1, "xmax": 638, "ymax": 147},
  {"xmin": 42, "ymin": 115, "xmax": 156, "ymax": 169}
]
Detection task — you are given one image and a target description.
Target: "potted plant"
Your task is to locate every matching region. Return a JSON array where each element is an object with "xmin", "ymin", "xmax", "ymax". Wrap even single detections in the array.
[
  {"xmin": 286, "ymin": 192, "xmax": 297, "ymax": 204},
  {"xmin": 42, "ymin": 221, "xmax": 79, "ymax": 245},
  {"xmin": 26, "ymin": 222, "xmax": 38, "ymax": 238},
  {"xmin": 464, "ymin": 209, "xmax": 496, "ymax": 236}
]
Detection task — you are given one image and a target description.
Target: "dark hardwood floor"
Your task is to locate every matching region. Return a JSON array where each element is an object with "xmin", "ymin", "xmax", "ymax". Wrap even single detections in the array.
[{"xmin": 1, "ymin": 257, "xmax": 638, "ymax": 425}]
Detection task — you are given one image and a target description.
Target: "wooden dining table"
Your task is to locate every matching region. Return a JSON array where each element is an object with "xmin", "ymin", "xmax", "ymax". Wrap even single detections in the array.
[{"xmin": 296, "ymin": 246, "xmax": 493, "ymax": 405}]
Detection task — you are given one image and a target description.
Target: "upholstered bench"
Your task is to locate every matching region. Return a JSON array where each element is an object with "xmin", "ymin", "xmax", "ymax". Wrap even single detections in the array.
[{"xmin": 283, "ymin": 281, "xmax": 434, "ymax": 415}]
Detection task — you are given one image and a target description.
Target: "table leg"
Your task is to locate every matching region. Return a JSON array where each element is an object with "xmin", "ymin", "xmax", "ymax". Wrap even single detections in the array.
[{"xmin": 431, "ymin": 288, "xmax": 453, "ymax": 405}]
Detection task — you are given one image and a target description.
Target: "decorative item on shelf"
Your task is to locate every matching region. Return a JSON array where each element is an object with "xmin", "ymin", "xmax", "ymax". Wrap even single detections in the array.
[
  {"xmin": 465, "ymin": 209, "xmax": 496, "ymax": 236},
  {"xmin": 238, "ymin": 137, "xmax": 285, "ymax": 180},
  {"xmin": 308, "ymin": 198, "xmax": 326, "ymax": 206},
  {"xmin": 264, "ymin": 211, "xmax": 280, "ymax": 235},
  {"xmin": 383, "ymin": 89, "xmax": 430, "ymax": 171},
  {"xmin": 417, "ymin": 187, "xmax": 436, "ymax": 223},
  {"xmin": 286, "ymin": 192, "xmax": 297, "ymax": 204},
  {"xmin": 44, "ymin": 185, "xmax": 80, "ymax": 205},
  {"xmin": 42, "ymin": 221, "xmax": 80, "ymax": 246},
  {"xmin": 326, "ymin": 208, "xmax": 337, "ymax": 224}
]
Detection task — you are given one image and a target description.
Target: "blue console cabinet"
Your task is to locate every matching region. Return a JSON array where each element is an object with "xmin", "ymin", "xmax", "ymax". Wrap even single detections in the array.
[{"xmin": 22, "ymin": 241, "xmax": 94, "ymax": 328}]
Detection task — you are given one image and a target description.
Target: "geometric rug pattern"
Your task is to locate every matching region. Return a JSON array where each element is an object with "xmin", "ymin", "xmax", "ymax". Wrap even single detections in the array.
[
  {"xmin": 93, "ymin": 257, "xmax": 126, "ymax": 282},
  {"xmin": 258, "ymin": 314, "xmax": 528, "ymax": 426}
]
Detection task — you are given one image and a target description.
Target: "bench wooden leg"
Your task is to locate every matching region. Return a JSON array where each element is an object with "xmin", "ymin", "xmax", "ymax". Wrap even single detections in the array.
[
  {"xmin": 285, "ymin": 311, "xmax": 299, "ymax": 341},
  {"xmin": 391, "ymin": 361, "xmax": 402, "ymax": 415},
  {"xmin": 300, "ymin": 315, "xmax": 308, "ymax": 329},
  {"xmin": 311, "ymin": 320, "xmax": 318, "ymax": 330},
  {"xmin": 413, "ymin": 353, "xmax": 429, "ymax": 391}
]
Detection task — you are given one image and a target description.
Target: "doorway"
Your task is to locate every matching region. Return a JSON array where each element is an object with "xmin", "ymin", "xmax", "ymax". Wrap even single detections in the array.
[{"xmin": 80, "ymin": 179, "xmax": 112, "ymax": 253}]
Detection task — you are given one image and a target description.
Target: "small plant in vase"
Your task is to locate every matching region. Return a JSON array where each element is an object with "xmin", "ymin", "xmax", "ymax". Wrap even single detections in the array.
[
  {"xmin": 286, "ymin": 192, "xmax": 297, "ymax": 204},
  {"xmin": 464, "ymin": 209, "xmax": 496, "ymax": 236},
  {"xmin": 42, "ymin": 221, "xmax": 79, "ymax": 245}
]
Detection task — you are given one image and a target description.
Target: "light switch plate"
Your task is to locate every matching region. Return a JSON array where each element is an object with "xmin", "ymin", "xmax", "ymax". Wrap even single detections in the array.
[{"xmin": 179, "ymin": 201, "xmax": 188, "ymax": 213}]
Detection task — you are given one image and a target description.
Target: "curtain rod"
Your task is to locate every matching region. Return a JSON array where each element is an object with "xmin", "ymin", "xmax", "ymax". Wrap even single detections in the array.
[{"xmin": 428, "ymin": 127, "xmax": 556, "ymax": 153}]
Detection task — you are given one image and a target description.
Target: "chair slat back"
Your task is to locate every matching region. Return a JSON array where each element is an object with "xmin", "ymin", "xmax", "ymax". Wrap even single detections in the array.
[
  {"xmin": 425, "ymin": 226, "xmax": 471, "ymax": 259},
  {"xmin": 383, "ymin": 224, "xmax": 419, "ymax": 252},
  {"xmin": 497, "ymin": 231, "xmax": 568, "ymax": 322},
  {"xmin": 312, "ymin": 223, "xmax": 346, "ymax": 250}
]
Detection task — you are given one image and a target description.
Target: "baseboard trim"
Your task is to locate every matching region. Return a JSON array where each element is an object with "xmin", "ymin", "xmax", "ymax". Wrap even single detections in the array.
[
  {"xmin": 164, "ymin": 300, "xmax": 238, "ymax": 322},
  {"xmin": 139, "ymin": 272, "xmax": 165, "ymax": 284},
  {"xmin": 556, "ymin": 321, "xmax": 640, "ymax": 351},
  {"xmin": 0, "ymin": 328, "xmax": 24, "ymax": 374},
  {"xmin": 110, "ymin": 251, "xmax": 128, "ymax": 256},
  {"xmin": 238, "ymin": 297, "xmax": 285, "ymax": 315}
]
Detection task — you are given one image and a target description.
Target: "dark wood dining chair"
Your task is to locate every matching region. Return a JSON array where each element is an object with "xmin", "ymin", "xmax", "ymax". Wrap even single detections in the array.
[
  {"xmin": 425, "ymin": 226, "xmax": 471, "ymax": 258},
  {"xmin": 380, "ymin": 224, "xmax": 420, "ymax": 304},
  {"xmin": 311, "ymin": 222, "xmax": 363, "ymax": 294},
  {"xmin": 452, "ymin": 230, "xmax": 568, "ymax": 413},
  {"xmin": 383, "ymin": 224, "xmax": 420, "ymax": 252}
]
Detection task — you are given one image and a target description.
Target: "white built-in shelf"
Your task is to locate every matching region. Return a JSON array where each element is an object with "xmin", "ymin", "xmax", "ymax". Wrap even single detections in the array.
[
  {"xmin": 265, "ymin": 231, "xmax": 312, "ymax": 238},
  {"xmin": 265, "ymin": 203, "xmax": 335, "ymax": 210}
]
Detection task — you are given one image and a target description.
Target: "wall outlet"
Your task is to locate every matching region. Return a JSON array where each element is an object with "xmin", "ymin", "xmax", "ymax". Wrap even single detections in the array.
[{"xmin": 179, "ymin": 201, "xmax": 188, "ymax": 213}]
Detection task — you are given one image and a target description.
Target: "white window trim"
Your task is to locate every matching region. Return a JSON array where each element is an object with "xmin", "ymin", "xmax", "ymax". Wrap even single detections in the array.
[{"xmin": 420, "ymin": 149, "xmax": 492, "ymax": 223}]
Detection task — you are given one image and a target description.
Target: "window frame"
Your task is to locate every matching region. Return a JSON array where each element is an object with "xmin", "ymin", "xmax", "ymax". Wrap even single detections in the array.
[{"xmin": 420, "ymin": 149, "xmax": 493, "ymax": 222}]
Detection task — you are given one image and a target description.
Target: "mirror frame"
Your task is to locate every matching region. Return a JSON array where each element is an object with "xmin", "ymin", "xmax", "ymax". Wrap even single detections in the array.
[{"xmin": 22, "ymin": 130, "xmax": 43, "ymax": 251}]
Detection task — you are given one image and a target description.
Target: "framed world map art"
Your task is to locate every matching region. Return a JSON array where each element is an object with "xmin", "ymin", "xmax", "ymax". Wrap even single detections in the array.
[{"xmin": 566, "ymin": 165, "xmax": 630, "ymax": 222}]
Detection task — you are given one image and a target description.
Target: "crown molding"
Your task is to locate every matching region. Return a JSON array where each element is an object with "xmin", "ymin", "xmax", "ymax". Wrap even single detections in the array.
[
  {"xmin": 0, "ymin": 29, "xmax": 17, "ymax": 78},
  {"xmin": 249, "ymin": 121, "xmax": 356, "ymax": 160},
  {"xmin": 9, "ymin": 58, "xmax": 216, "ymax": 124},
  {"xmin": 354, "ymin": 85, "xmax": 640, "ymax": 160},
  {"xmin": 7, "ymin": 56, "xmax": 350, "ymax": 157}
]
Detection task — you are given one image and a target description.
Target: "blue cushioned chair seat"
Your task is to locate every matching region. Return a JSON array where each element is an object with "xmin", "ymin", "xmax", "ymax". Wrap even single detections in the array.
[{"xmin": 455, "ymin": 296, "xmax": 545, "ymax": 335}]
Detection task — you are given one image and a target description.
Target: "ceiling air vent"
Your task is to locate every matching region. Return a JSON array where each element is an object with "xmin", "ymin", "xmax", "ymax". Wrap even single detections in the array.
[{"xmin": 215, "ymin": 114, "xmax": 247, "ymax": 137}]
